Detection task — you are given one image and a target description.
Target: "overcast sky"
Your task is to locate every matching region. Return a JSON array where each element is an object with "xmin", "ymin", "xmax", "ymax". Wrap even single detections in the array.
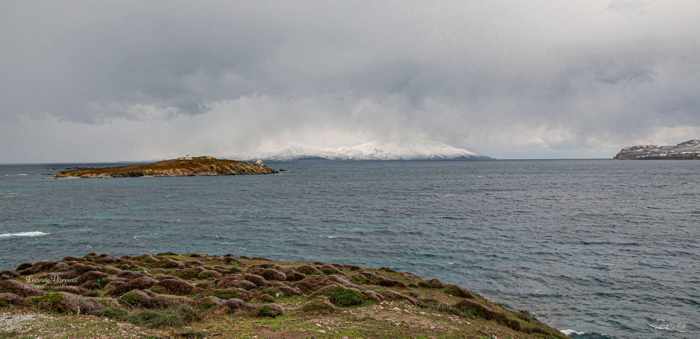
[{"xmin": 2, "ymin": 0, "xmax": 699, "ymax": 162}]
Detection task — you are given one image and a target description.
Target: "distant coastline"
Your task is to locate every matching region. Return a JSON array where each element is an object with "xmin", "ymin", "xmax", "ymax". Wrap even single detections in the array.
[
  {"xmin": 614, "ymin": 139, "xmax": 700, "ymax": 160},
  {"xmin": 259, "ymin": 155, "xmax": 493, "ymax": 161}
]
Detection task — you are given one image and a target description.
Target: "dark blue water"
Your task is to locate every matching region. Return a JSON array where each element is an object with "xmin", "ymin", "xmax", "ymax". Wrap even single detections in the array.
[{"xmin": 1, "ymin": 160, "xmax": 698, "ymax": 338}]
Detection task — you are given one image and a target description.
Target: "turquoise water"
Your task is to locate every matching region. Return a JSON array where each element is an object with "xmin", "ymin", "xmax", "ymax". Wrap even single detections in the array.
[{"xmin": 1, "ymin": 160, "xmax": 698, "ymax": 338}]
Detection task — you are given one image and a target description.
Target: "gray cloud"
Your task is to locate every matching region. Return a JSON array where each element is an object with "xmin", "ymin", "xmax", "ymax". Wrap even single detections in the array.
[{"xmin": 1, "ymin": 0, "xmax": 699, "ymax": 162}]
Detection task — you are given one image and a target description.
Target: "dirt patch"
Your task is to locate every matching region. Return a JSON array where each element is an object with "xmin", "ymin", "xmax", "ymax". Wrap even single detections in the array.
[{"xmin": 0, "ymin": 312, "xmax": 50, "ymax": 332}]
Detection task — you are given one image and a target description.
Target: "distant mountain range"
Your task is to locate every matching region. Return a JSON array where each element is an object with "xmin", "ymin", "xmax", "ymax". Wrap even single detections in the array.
[
  {"xmin": 244, "ymin": 141, "xmax": 490, "ymax": 161},
  {"xmin": 614, "ymin": 139, "xmax": 700, "ymax": 160}
]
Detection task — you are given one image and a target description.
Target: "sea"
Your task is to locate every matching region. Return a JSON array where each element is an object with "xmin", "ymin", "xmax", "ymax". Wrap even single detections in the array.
[{"xmin": 0, "ymin": 160, "xmax": 698, "ymax": 339}]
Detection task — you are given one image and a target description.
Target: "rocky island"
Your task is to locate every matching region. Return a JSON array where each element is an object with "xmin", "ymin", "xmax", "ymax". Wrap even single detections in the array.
[
  {"xmin": 0, "ymin": 253, "xmax": 567, "ymax": 338},
  {"xmin": 55, "ymin": 156, "xmax": 276, "ymax": 178},
  {"xmin": 614, "ymin": 139, "xmax": 700, "ymax": 160}
]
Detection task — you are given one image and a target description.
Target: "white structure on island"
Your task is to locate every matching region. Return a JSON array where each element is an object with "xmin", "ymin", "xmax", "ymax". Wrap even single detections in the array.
[{"xmin": 176, "ymin": 155, "xmax": 216, "ymax": 161}]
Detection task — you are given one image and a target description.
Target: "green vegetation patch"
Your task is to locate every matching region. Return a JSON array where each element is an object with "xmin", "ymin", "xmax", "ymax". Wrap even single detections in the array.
[
  {"xmin": 30, "ymin": 292, "xmax": 66, "ymax": 313},
  {"xmin": 98, "ymin": 306, "xmax": 130, "ymax": 321},
  {"xmin": 299, "ymin": 298, "xmax": 337, "ymax": 314},
  {"xmin": 119, "ymin": 290, "xmax": 151, "ymax": 307},
  {"xmin": 443, "ymin": 284, "xmax": 474, "ymax": 298},
  {"xmin": 127, "ymin": 305, "xmax": 200, "ymax": 328},
  {"xmin": 257, "ymin": 305, "xmax": 283, "ymax": 318},
  {"xmin": 211, "ymin": 289, "xmax": 245, "ymax": 300},
  {"xmin": 327, "ymin": 287, "xmax": 365, "ymax": 307}
]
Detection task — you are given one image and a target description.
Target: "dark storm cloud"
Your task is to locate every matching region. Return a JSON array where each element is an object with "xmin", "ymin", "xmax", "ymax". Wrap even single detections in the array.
[{"xmin": 1, "ymin": 0, "xmax": 699, "ymax": 162}]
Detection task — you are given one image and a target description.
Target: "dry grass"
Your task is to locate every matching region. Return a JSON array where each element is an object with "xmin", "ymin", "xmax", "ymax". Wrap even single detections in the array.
[{"xmin": 1, "ymin": 253, "xmax": 567, "ymax": 338}]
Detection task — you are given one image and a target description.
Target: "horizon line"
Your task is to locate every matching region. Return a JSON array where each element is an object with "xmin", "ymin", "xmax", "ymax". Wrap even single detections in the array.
[{"xmin": 0, "ymin": 157, "xmax": 615, "ymax": 165}]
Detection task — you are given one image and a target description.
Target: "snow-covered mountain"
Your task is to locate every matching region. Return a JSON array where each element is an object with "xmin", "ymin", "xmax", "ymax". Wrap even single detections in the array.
[{"xmin": 246, "ymin": 141, "xmax": 489, "ymax": 161}]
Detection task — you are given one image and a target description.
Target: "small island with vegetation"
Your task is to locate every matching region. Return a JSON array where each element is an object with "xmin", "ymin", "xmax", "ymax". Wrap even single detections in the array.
[
  {"xmin": 0, "ymin": 253, "xmax": 567, "ymax": 338},
  {"xmin": 55, "ymin": 156, "xmax": 276, "ymax": 178},
  {"xmin": 614, "ymin": 139, "xmax": 700, "ymax": 160}
]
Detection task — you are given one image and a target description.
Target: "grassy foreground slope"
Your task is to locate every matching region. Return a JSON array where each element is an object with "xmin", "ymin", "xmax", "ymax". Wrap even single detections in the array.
[
  {"xmin": 0, "ymin": 253, "xmax": 567, "ymax": 338},
  {"xmin": 55, "ymin": 157, "xmax": 276, "ymax": 178}
]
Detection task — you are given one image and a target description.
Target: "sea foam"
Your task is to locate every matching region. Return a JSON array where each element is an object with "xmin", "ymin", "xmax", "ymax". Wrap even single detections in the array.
[
  {"xmin": 0, "ymin": 231, "xmax": 49, "ymax": 239},
  {"xmin": 647, "ymin": 318, "xmax": 687, "ymax": 333}
]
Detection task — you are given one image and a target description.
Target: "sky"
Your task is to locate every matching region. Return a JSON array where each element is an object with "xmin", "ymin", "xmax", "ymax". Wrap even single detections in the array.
[{"xmin": 1, "ymin": 0, "xmax": 699, "ymax": 162}]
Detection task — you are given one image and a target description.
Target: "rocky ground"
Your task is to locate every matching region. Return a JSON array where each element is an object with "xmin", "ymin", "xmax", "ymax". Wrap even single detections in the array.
[
  {"xmin": 614, "ymin": 139, "xmax": 700, "ymax": 160},
  {"xmin": 0, "ymin": 253, "xmax": 567, "ymax": 338},
  {"xmin": 55, "ymin": 157, "xmax": 276, "ymax": 178}
]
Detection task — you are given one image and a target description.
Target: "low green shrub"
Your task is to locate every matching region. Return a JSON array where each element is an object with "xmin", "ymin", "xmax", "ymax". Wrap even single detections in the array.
[
  {"xmin": 300, "ymin": 299, "xmax": 337, "ymax": 314},
  {"xmin": 176, "ymin": 330, "xmax": 208, "ymax": 339},
  {"xmin": 126, "ymin": 305, "xmax": 200, "ymax": 328},
  {"xmin": 119, "ymin": 290, "xmax": 150, "ymax": 307},
  {"xmin": 99, "ymin": 307, "xmax": 129, "ymax": 321},
  {"xmin": 327, "ymin": 288, "xmax": 364, "ymax": 307},
  {"xmin": 257, "ymin": 305, "xmax": 283, "ymax": 318},
  {"xmin": 95, "ymin": 277, "xmax": 107, "ymax": 289},
  {"xmin": 30, "ymin": 292, "xmax": 66, "ymax": 313},
  {"xmin": 211, "ymin": 289, "xmax": 243, "ymax": 300}
]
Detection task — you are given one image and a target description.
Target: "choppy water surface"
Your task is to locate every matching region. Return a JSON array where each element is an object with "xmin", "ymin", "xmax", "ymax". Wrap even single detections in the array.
[{"xmin": 1, "ymin": 160, "xmax": 698, "ymax": 338}]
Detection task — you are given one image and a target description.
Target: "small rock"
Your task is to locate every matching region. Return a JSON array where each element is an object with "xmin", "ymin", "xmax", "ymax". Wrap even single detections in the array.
[
  {"xmin": 157, "ymin": 278, "xmax": 195, "ymax": 295},
  {"xmin": 243, "ymin": 273, "xmax": 268, "ymax": 287},
  {"xmin": 257, "ymin": 269, "xmax": 286, "ymax": 281},
  {"xmin": 284, "ymin": 270, "xmax": 306, "ymax": 282},
  {"xmin": 222, "ymin": 298, "xmax": 254, "ymax": 314}
]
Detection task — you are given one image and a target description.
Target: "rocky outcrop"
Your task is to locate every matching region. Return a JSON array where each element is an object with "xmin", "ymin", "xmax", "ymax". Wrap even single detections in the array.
[
  {"xmin": 614, "ymin": 139, "xmax": 700, "ymax": 160},
  {"xmin": 55, "ymin": 156, "xmax": 277, "ymax": 178},
  {"xmin": 0, "ymin": 252, "xmax": 567, "ymax": 338}
]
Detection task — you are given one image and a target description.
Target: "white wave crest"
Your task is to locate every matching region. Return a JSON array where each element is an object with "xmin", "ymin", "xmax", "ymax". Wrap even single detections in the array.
[
  {"xmin": 0, "ymin": 231, "xmax": 49, "ymax": 239},
  {"xmin": 560, "ymin": 329, "xmax": 585, "ymax": 336}
]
